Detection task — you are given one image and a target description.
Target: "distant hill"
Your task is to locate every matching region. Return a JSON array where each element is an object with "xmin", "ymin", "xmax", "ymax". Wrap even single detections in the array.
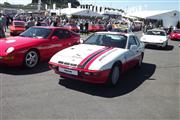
[{"xmin": 31, "ymin": 0, "xmax": 80, "ymax": 8}]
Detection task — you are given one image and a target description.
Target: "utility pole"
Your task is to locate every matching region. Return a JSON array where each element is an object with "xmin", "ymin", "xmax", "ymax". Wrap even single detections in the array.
[{"xmin": 37, "ymin": 0, "xmax": 41, "ymax": 11}]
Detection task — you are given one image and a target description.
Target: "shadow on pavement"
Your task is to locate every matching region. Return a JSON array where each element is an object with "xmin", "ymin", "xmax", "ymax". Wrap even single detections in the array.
[
  {"xmin": 59, "ymin": 62, "xmax": 156, "ymax": 98},
  {"xmin": 0, "ymin": 62, "xmax": 50, "ymax": 75},
  {"xmin": 145, "ymin": 45, "xmax": 174, "ymax": 51}
]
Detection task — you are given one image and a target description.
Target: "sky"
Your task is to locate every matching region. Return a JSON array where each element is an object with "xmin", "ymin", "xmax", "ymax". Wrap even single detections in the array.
[{"xmin": 0, "ymin": 0, "xmax": 179, "ymax": 11}]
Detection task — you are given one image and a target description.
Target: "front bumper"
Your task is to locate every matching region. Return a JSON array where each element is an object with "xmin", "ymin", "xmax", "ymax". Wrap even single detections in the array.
[
  {"xmin": 49, "ymin": 62, "xmax": 111, "ymax": 84},
  {"xmin": 0, "ymin": 54, "xmax": 24, "ymax": 67},
  {"xmin": 142, "ymin": 41, "xmax": 168, "ymax": 47}
]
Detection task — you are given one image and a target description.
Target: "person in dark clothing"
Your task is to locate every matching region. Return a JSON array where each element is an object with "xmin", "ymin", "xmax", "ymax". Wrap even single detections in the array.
[
  {"xmin": 80, "ymin": 23, "xmax": 84, "ymax": 34},
  {"xmin": 36, "ymin": 21, "xmax": 41, "ymax": 26},
  {"xmin": 107, "ymin": 22, "xmax": 112, "ymax": 31},
  {"xmin": 168, "ymin": 26, "xmax": 173, "ymax": 35},
  {"xmin": 85, "ymin": 21, "xmax": 89, "ymax": 35},
  {"xmin": 6, "ymin": 16, "xmax": 10, "ymax": 29}
]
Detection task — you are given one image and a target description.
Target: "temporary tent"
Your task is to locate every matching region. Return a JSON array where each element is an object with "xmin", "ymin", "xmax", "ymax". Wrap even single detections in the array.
[
  {"xmin": 60, "ymin": 8, "xmax": 102, "ymax": 17},
  {"xmin": 128, "ymin": 10, "xmax": 180, "ymax": 28}
]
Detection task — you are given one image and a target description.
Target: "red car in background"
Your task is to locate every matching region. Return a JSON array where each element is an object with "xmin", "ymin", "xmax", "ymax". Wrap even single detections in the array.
[
  {"xmin": 88, "ymin": 24, "xmax": 105, "ymax": 32},
  {"xmin": 0, "ymin": 26, "xmax": 80, "ymax": 68},
  {"xmin": 96, "ymin": 24, "xmax": 106, "ymax": 31},
  {"xmin": 63, "ymin": 23, "xmax": 80, "ymax": 33},
  {"xmin": 169, "ymin": 29, "xmax": 180, "ymax": 40},
  {"xmin": 10, "ymin": 20, "xmax": 26, "ymax": 36},
  {"xmin": 88, "ymin": 24, "xmax": 97, "ymax": 32}
]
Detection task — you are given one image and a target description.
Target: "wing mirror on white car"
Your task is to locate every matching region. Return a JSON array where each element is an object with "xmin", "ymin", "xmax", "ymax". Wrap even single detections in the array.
[
  {"xmin": 80, "ymin": 38, "xmax": 84, "ymax": 43},
  {"xmin": 130, "ymin": 45, "xmax": 138, "ymax": 51}
]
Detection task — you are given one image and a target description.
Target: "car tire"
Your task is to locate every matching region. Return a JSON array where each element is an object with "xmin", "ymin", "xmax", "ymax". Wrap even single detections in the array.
[
  {"xmin": 24, "ymin": 50, "xmax": 39, "ymax": 68},
  {"xmin": 107, "ymin": 63, "xmax": 121, "ymax": 87}
]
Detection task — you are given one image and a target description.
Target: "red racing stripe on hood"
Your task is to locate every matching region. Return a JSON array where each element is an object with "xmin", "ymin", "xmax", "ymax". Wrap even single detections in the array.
[
  {"xmin": 84, "ymin": 47, "xmax": 114, "ymax": 70},
  {"xmin": 78, "ymin": 46, "xmax": 107, "ymax": 67}
]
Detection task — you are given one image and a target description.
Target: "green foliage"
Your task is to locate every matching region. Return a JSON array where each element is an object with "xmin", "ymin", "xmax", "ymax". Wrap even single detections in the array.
[
  {"xmin": 4, "ymin": 2, "xmax": 11, "ymax": 7},
  {"xmin": 31, "ymin": 0, "xmax": 80, "ymax": 8}
]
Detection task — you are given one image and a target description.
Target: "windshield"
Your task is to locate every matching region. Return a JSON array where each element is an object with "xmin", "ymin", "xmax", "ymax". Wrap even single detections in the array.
[
  {"xmin": 83, "ymin": 33, "xmax": 127, "ymax": 48},
  {"xmin": 146, "ymin": 30, "xmax": 166, "ymax": 36},
  {"xmin": 173, "ymin": 30, "xmax": 180, "ymax": 33},
  {"xmin": 14, "ymin": 22, "xmax": 25, "ymax": 26},
  {"xmin": 20, "ymin": 27, "xmax": 52, "ymax": 38},
  {"xmin": 111, "ymin": 28, "xmax": 128, "ymax": 33}
]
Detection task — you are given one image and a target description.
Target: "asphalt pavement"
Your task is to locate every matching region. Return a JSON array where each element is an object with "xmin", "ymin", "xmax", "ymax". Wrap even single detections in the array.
[{"xmin": 0, "ymin": 32, "xmax": 180, "ymax": 120}]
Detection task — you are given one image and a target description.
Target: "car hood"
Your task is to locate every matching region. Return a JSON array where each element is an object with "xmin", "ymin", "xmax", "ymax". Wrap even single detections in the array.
[
  {"xmin": 50, "ymin": 44, "xmax": 127, "ymax": 70},
  {"xmin": 141, "ymin": 35, "xmax": 167, "ymax": 43},
  {"xmin": 0, "ymin": 36, "xmax": 45, "ymax": 56}
]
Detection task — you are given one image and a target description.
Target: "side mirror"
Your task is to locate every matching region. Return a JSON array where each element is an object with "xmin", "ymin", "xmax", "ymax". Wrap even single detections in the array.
[
  {"xmin": 80, "ymin": 38, "xmax": 84, "ymax": 43},
  {"xmin": 130, "ymin": 45, "xmax": 138, "ymax": 51},
  {"xmin": 51, "ymin": 36, "xmax": 59, "ymax": 41}
]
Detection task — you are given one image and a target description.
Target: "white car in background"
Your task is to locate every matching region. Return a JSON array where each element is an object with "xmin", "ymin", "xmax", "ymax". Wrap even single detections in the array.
[
  {"xmin": 49, "ymin": 32, "xmax": 145, "ymax": 86},
  {"xmin": 140, "ymin": 29, "xmax": 168, "ymax": 48}
]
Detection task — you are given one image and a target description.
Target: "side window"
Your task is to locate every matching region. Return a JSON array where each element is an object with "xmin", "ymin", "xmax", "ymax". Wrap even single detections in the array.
[
  {"xmin": 63, "ymin": 30, "xmax": 71, "ymax": 39},
  {"xmin": 52, "ymin": 29, "xmax": 70, "ymax": 40},
  {"xmin": 128, "ymin": 36, "xmax": 137, "ymax": 49},
  {"xmin": 52, "ymin": 30, "xmax": 62, "ymax": 39}
]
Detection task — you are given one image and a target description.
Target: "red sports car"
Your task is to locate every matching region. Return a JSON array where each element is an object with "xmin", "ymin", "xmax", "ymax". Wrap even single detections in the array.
[
  {"xmin": 10, "ymin": 20, "xmax": 26, "ymax": 36},
  {"xmin": 88, "ymin": 24, "xmax": 105, "ymax": 32},
  {"xmin": 0, "ymin": 26, "xmax": 80, "ymax": 68},
  {"xmin": 169, "ymin": 29, "xmax": 180, "ymax": 40},
  {"xmin": 63, "ymin": 24, "xmax": 80, "ymax": 33}
]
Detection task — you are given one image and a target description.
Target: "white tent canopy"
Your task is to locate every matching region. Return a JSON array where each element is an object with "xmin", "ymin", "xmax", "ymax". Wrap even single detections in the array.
[
  {"xmin": 60, "ymin": 8, "xmax": 102, "ymax": 17},
  {"xmin": 128, "ymin": 10, "xmax": 180, "ymax": 28}
]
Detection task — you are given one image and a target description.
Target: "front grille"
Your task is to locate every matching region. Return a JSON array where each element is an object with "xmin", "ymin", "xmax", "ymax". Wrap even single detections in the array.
[{"xmin": 58, "ymin": 61, "xmax": 77, "ymax": 67}]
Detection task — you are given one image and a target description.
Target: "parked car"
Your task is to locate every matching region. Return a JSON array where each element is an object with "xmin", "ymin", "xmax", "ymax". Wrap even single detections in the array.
[
  {"xmin": 140, "ymin": 29, "xmax": 168, "ymax": 48},
  {"xmin": 88, "ymin": 24, "xmax": 105, "ymax": 32},
  {"xmin": 63, "ymin": 23, "xmax": 80, "ymax": 33},
  {"xmin": 111, "ymin": 27, "xmax": 132, "ymax": 33},
  {"xmin": 49, "ymin": 32, "xmax": 144, "ymax": 86},
  {"xmin": 169, "ymin": 29, "xmax": 180, "ymax": 40},
  {"xmin": 0, "ymin": 26, "xmax": 80, "ymax": 68},
  {"xmin": 10, "ymin": 20, "xmax": 26, "ymax": 36},
  {"xmin": 40, "ymin": 22, "xmax": 49, "ymax": 26}
]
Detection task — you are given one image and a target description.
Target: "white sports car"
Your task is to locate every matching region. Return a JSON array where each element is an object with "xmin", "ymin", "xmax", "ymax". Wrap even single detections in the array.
[
  {"xmin": 49, "ymin": 32, "xmax": 145, "ymax": 86},
  {"xmin": 140, "ymin": 29, "xmax": 168, "ymax": 48}
]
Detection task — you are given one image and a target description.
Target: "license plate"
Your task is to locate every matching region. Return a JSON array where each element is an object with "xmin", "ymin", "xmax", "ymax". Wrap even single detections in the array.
[{"xmin": 58, "ymin": 67, "xmax": 78, "ymax": 76}]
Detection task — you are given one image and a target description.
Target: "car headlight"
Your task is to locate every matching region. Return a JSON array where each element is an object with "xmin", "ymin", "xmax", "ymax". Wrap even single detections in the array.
[{"xmin": 6, "ymin": 47, "xmax": 15, "ymax": 54}]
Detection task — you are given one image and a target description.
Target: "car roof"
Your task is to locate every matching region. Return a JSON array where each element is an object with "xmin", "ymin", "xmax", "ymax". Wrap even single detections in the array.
[
  {"xmin": 32, "ymin": 26, "xmax": 68, "ymax": 30},
  {"xmin": 96, "ymin": 31, "xmax": 134, "ymax": 37},
  {"xmin": 13, "ymin": 20, "xmax": 25, "ymax": 23},
  {"xmin": 148, "ymin": 29, "xmax": 165, "ymax": 32}
]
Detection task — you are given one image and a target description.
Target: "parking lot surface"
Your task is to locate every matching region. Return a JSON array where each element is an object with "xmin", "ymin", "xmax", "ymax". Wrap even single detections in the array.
[{"xmin": 0, "ymin": 33, "xmax": 180, "ymax": 120}]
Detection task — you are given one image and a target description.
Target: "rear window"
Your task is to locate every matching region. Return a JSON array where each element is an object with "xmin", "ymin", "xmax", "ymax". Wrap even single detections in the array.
[
  {"xmin": 173, "ymin": 30, "xmax": 180, "ymax": 33},
  {"xmin": 14, "ymin": 22, "xmax": 25, "ymax": 26},
  {"xmin": 146, "ymin": 30, "xmax": 166, "ymax": 36}
]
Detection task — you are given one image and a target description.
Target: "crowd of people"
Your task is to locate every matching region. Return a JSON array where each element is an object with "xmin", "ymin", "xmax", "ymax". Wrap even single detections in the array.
[{"xmin": 0, "ymin": 12, "xmax": 177, "ymax": 38}]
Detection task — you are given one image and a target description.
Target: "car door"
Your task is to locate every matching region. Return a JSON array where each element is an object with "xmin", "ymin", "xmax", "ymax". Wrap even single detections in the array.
[
  {"xmin": 49, "ymin": 29, "xmax": 72, "ymax": 56},
  {"xmin": 124, "ymin": 35, "xmax": 139, "ymax": 70}
]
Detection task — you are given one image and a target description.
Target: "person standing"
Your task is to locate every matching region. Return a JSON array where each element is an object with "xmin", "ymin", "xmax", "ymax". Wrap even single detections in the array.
[
  {"xmin": 2, "ymin": 15, "xmax": 7, "ymax": 32},
  {"xmin": 0, "ymin": 15, "xmax": 5, "ymax": 38},
  {"xmin": 85, "ymin": 21, "xmax": 89, "ymax": 35}
]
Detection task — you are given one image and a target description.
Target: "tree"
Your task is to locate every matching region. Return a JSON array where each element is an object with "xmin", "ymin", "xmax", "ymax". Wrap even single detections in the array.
[
  {"xmin": 31, "ymin": 0, "xmax": 80, "ymax": 8},
  {"xmin": 4, "ymin": 2, "xmax": 11, "ymax": 7}
]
